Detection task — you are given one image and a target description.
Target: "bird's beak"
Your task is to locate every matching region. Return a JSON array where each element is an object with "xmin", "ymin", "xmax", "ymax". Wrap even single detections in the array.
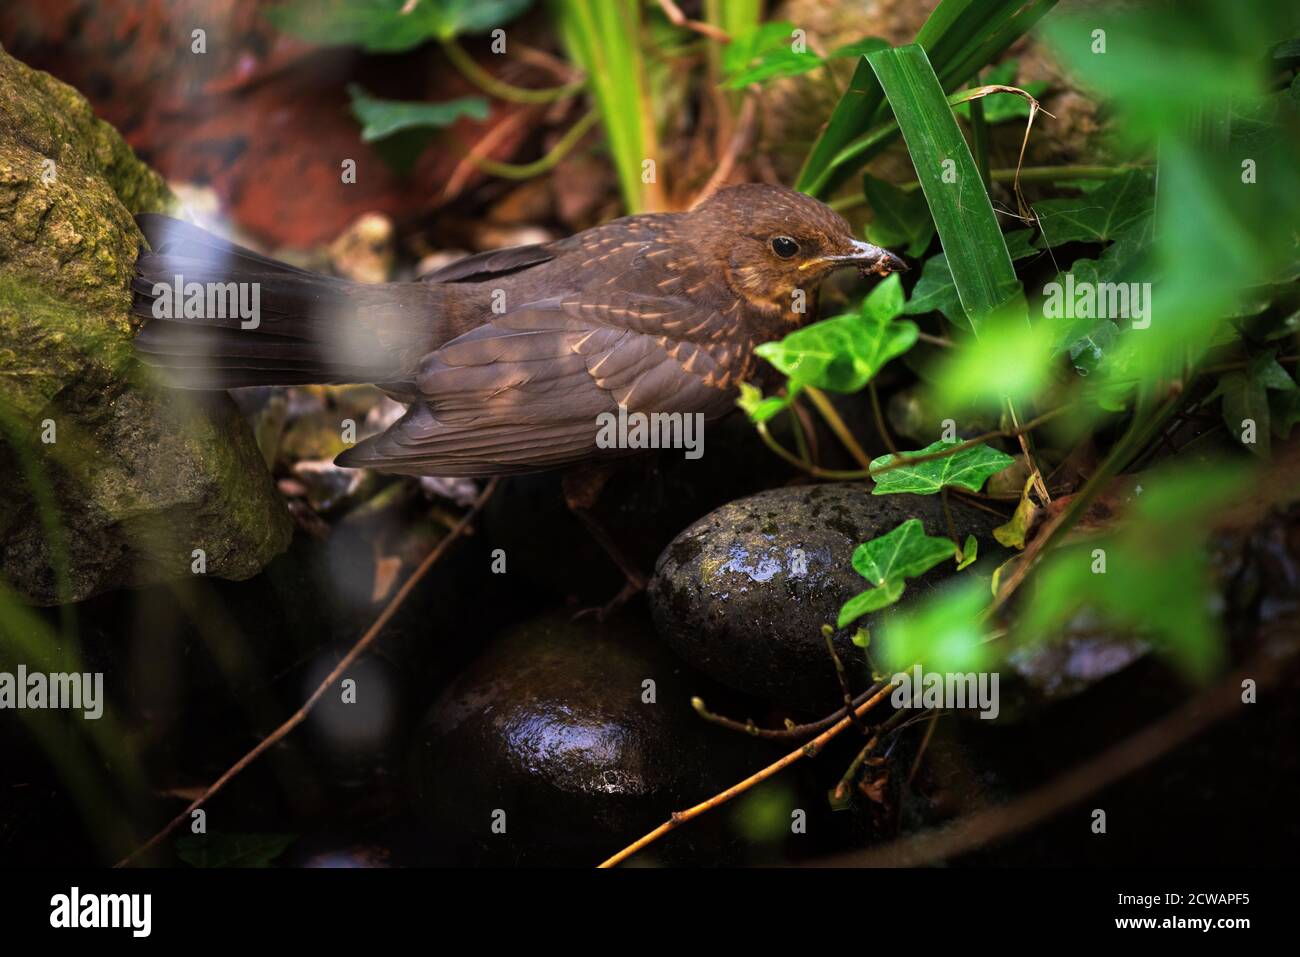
[{"xmin": 801, "ymin": 239, "xmax": 908, "ymax": 277}]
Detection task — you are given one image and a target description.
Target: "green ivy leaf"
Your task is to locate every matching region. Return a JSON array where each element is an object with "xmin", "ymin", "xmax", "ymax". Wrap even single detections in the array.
[
  {"xmin": 1214, "ymin": 352, "xmax": 1296, "ymax": 456},
  {"xmin": 1032, "ymin": 170, "xmax": 1155, "ymax": 248},
  {"xmin": 266, "ymin": 0, "xmax": 533, "ymax": 51},
  {"xmin": 837, "ymin": 519, "xmax": 956, "ymax": 627},
  {"xmin": 348, "ymin": 84, "xmax": 488, "ymax": 141},
  {"xmin": 870, "ymin": 440, "xmax": 1014, "ymax": 495},
  {"xmin": 852, "ymin": 518, "xmax": 957, "ymax": 586},
  {"xmin": 755, "ymin": 274, "xmax": 917, "ymax": 392},
  {"xmin": 837, "ymin": 579, "xmax": 906, "ymax": 627},
  {"xmin": 902, "ymin": 252, "xmax": 966, "ymax": 327},
  {"xmin": 1002, "ymin": 229, "xmax": 1041, "ymax": 262}
]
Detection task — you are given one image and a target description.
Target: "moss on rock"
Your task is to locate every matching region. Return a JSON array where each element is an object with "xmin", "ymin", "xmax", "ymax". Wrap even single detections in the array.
[{"xmin": 0, "ymin": 44, "xmax": 291, "ymax": 604}]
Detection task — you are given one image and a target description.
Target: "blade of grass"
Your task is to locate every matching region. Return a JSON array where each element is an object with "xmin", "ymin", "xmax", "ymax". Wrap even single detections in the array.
[
  {"xmin": 866, "ymin": 44, "xmax": 1022, "ymax": 331},
  {"xmin": 552, "ymin": 0, "xmax": 663, "ymax": 212}
]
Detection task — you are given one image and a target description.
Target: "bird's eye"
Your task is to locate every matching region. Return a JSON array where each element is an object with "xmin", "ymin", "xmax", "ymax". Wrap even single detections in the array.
[{"xmin": 771, "ymin": 236, "xmax": 800, "ymax": 259}]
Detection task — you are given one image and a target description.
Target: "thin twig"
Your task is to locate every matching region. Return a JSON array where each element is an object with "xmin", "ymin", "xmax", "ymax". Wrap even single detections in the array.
[
  {"xmin": 655, "ymin": 0, "xmax": 732, "ymax": 42},
  {"xmin": 115, "ymin": 478, "xmax": 500, "ymax": 867},
  {"xmin": 804, "ymin": 386, "xmax": 875, "ymax": 471},
  {"xmin": 692, "ymin": 682, "xmax": 886, "ymax": 741},
  {"xmin": 598, "ymin": 682, "xmax": 896, "ymax": 868},
  {"xmin": 832, "ymin": 733, "xmax": 881, "ymax": 804},
  {"xmin": 869, "ymin": 381, "xmax": 897, "ymax": 454},
  {"xmin": 822, "ymin": 625, "xmax": 869, "ymax": 734}
]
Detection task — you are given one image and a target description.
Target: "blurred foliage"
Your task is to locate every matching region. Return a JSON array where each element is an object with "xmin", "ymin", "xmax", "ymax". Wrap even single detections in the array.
[
  {"xmin": 346, "ymin": 84, "xmax": 488, "ymax": 141},
  {"xmin": 265, "ymin": 0, "xmax": 534, "ymax": 51}
]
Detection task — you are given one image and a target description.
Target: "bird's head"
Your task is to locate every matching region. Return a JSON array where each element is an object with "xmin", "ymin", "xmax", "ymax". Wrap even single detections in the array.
[{"xmin": 690, "ymin": 183, "xmax": 907, "ymax": 319}]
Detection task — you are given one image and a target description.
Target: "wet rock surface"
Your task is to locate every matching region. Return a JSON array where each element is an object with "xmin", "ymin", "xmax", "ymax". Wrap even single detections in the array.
[
  {"xmin": 410, "ymin": 611, "xmax": 757, "ymax": 865},
  {"xmin": 0, "ymin": 46, "xmax": 290, "ymax": 603},
  {"xmin": 648, "ymin": 483, "xmax": 1005, "ymax": 711}
]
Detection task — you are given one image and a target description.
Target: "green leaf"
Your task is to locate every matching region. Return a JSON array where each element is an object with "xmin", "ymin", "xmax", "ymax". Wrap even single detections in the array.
[
  {"xmin": 1215, "ymin": 353, "xmax": 1296, "ymax": 457},
  {"xmin": 956, "ymin": 534, "xmax": 979, "ymax": 570},
  {"xmin": 903, "ymin": 252, "xmax": 966, "ymax": 326},
  {"xmin": 755, "ymin": 275, "xmax": 917, "ymax": 392},
  {"xmin": 993, "ymin": 476, "xmax": 1036, "ymax": 549},
  {"xmin": 838, "ymin": 519, "xmax": 957, "ymax": 627},
  {"xmin": 871, "ymin": 439, "xmax": 1014, "ymax": 495},
  {"xmin": 838, "ymin": 579, "xmax": 906, "ymax": 627},
  {"xmin": 348, "ymin": 84, "xmax": 488, "ymax": 141},
  {"xmin": 1032, "ymin": 170, "xmax": 1155, "ymax": 247},
  {"xmin": 852, "ymin": 518, "xmax": 958, "ymax": 586},
  {"xmin": 722, "ymin": 22, "xmax": 824, "ymax": 88},
  {"xmin": 863, "ymin": 175, "xmax": 935, "ymax": 258},
  {"xmin": 1002, "ymin": 229, "xmax": 1040, "ymax": 261},
  {"xmin": 265, "ymin": 0, "xmax": 533, "ymax": 51},
  {"xmin": 867, "ymin": 44, "xmax": 1024, "ymax": 333},
  {"xmin": 176, "ymin": 833, "xmax": 297, "ymax": 868},
  {"xmin": 737, "ymin": 381, "xmax": 797, "ymax": 424}
]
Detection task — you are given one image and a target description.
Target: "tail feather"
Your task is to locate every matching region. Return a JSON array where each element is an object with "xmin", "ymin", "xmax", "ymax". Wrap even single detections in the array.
[{"xmin": 132, "ymin": 214, "xmax": 421, "ymax": 388}]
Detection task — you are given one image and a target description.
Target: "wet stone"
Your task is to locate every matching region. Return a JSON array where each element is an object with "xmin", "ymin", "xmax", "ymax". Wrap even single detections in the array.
[
  {"xmin": 410, "ymin": 611, "xmax": 756, "ymax": 865},
  {"xmin": 647, "ymin": 483, "xmax": 1005, "ymax": 712}
]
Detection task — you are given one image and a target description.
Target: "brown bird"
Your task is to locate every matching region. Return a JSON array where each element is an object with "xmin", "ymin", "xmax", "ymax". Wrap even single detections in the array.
[{"xmin": 133, "ymin": 184, "xmax": 905, "ymax": 479}]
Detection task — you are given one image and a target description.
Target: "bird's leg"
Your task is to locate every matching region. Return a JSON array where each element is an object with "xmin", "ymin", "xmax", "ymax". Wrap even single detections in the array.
[{"xmin": 562, "ymin": 466, "xmax": 648, "ymax": 622}]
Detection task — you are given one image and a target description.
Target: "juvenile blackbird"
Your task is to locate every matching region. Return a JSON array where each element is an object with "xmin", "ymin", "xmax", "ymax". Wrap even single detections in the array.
[{"xmin": 133, "ymin": 183, "xmax": 905, "ymax": 476}]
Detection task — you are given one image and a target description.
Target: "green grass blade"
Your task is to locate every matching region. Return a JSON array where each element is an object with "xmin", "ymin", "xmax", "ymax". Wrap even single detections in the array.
[
  {"xmin": 552, "ymin": 0, "xmax": 661, "ymax": 212},
  {"xmin": 866, "ymin": 44, "xmax": 1021, "ymax": 331}
]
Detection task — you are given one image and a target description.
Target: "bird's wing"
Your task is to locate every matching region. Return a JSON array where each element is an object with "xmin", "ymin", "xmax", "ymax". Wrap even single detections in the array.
[
  {"xmin": 417, "ymin": 243, "xmax": 557, "ymax": 284},
  {"xmin": 335, "ymin": 297, "xmax": 737, "ymax": 476}
]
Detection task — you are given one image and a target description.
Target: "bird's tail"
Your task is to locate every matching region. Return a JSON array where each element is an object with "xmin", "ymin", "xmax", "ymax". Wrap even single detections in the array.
[{"xmin": 132, "ymin": 214, "xmax": 425, "ymax": 389}]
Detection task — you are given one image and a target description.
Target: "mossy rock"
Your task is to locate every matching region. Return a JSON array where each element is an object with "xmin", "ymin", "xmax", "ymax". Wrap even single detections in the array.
[{"xmin": 0, "ymin": 44, "xmax": 291, "ymax": 604}]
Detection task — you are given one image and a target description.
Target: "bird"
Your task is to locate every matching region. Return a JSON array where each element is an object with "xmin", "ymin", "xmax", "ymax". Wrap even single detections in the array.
[
  {"xmin": 133, "ymin": 183, "xmax": 906, "ymax": 615},
  {"xmin": 133, "ymin": 183, "xmax": 905, "ymax": 476}
]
